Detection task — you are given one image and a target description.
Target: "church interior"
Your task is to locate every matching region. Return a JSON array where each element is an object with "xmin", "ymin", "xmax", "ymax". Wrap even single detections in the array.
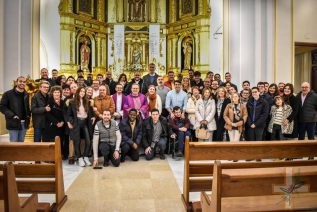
[{"xmin": 1, "ymin": 0, "xmax": 317, "ymax": 211}]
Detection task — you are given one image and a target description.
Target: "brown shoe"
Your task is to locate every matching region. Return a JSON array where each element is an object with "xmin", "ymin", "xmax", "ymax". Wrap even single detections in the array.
[{"xmin": 68, "ymin": 157, "xmax": 75, "ymax": 165}]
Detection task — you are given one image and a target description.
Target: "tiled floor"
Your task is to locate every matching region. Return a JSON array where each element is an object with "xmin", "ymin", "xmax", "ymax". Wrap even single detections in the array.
[{"xmin": 61, "ymin": 158, "xmax": 185, "ymax": 212}]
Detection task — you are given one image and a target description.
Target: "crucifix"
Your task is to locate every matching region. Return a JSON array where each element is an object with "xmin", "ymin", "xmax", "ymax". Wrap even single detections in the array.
[{"xmin": 273, "ymin": 167, "xmax": 309, "ymax": 209}]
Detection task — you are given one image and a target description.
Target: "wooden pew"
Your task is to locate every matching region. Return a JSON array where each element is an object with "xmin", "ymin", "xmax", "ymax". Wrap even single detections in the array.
[
  {"xmin": 182, "ymin": 139, "xmax": 317, "ymax": 211},
  {"xmin": 0, "ymin": 138, "xmax": 67, "ymax": 212},
  {"xmin": 0, "ymin": 162, "xmax": 38, "ymax": 212},
  {"xmin": 201, "ymin": 160, "xmax": 317, "ymax": 211}
]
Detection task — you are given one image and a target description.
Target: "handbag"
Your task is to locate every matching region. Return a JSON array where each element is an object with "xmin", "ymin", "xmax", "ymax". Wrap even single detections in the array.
[{"xmin": 195, "ymin": 124, "xmax": 211, "ymax": 140}]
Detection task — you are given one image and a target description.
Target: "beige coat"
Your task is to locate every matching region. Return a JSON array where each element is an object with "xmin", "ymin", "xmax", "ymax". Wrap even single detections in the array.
[
  {"xmin": 195, "ymin": 98, "xmax": 217, "ymax": 131},
  {"xmin": 185, "ymin": 95, "xmax": 200, "ymax": 127},
  {"xmin": 223, "ymin": 103, "xmax": 248, "ymax": 133}
]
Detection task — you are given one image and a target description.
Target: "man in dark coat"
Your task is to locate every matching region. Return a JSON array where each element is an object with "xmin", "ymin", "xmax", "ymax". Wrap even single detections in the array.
[
  {"xmin": 125, "ymin": 71, "xmax": 143, "ymax": 95},
  {"xmin": 0, "ymin": 76, "xmax": 30, "ymax": 142},
  {"xmin": 31, "ymin": 81, "xmax": 50, "ymax": 142},
  {"xmin": 35, "ymin": 68, "xmax": 55, "ymax": 86},
  {"xmin": 296, "ymin": 82, "xmax": 317, "ymax": 140},
  {"xmin": 246, "ymin": 87, "xmax": 269, "ymax": 141},
  {"xmin": 103, "ymin": 71, "xmax": 117, "ymax": 95},
  {"xmin": 119, "ymin": 109, "xmax": 142, "ymax": 162},
  {"xmin": 141, "ymin": 63, "xmax": 159, "ymax": 94},
  {"xmin": 142, "ymin": 109, "xmax": 174, "ymax": 160}
]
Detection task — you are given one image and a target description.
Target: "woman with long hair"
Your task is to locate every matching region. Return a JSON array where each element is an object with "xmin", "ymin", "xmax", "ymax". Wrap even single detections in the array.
[
  {"xmin": 195, "ymin": 88, "xmax": 216, "ymax": 142},
  {"xmin": 67, "ymin": 87, "xmax": 95, "ymax": 167},
  {"xmin": 85, "ymin": 86, "xmax": 93, "ymax": 100},
  {"xmin": 268, "ymin": 83, "xmax": 278, "ymax": 98},
  {"xmin": 223, "ymin": 93, "xmax": 248, "ymax": 142},
  {"xmin": 213, "ymin": 87, "xmax": 231, "ymax": 141},
  {"xmin": 117, "ymin": 73, "xmax": 128, "ymax": 91},
  {"xmin": 45, "ymin": 86, "xmax": 68, "ymax": 159},
  {"xmin": 182, "ymin": 76, "xmax": 192, "ymax": 97},
  {"xmin": 268, "ymin": 96, "xmax": 293, "ymax": 140},
  {"xmin": 66, "ymin": 76, "xmax": 75, "ymax": 85},
  {"xmin": 146, "ymin": 85, "xmax": 162, "ymax": 115},
  {"xmin": 55, "ymin": 75, "xmax": 66, "ymax": 86},
  {"xmin": 282, "ymin": 83, "xmax": 299, "ymax": 139},
  {"xmin": 186, "ymin": 86, "xmax": 201, "ymax": 141}
]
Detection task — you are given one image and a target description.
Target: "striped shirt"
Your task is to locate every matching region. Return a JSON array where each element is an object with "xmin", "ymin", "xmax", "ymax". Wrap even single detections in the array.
[{"xmin": 273, "ymin": 107, "xmax": 283, "ymax": 125}]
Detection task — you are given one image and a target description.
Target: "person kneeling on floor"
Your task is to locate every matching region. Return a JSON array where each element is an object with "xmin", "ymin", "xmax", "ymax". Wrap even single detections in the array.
[
  {"xmin": 119, "ymin": 109, "xmax": 142, "ymax": 162},
  {"xmin": 142, "ymin": 108, "xmax": 175, "ymax": 160},
  {"xmin": 93, "ymin": 109, "xmax": 121, "ymax": 167}
]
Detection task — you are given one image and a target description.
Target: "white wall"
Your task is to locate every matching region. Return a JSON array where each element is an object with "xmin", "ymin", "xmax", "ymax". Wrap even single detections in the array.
[
  {"xmin": 0, "ymin": 0, "xmax": 4, "ymax": 93},
  {"xmin": 226, "ymin": 0, "xmax": 274, "ymax": 87},
  {"xmin": 3, "ymin": 0, "xmax": 33, "ymax": 91},
  {"xmin": 209, "ymin": 0, "xmax": 223, "ymax": 74},
  {"xmin": 40, "ymin": 0, "xmax": 60, "ymax": 76},
  {"xmin": 275, "ymin": 0, "xmax": 293, "ymax": 83},
  {"xmin": 294, "ymin": 0, "xmax": 317, "ymax": 43}
]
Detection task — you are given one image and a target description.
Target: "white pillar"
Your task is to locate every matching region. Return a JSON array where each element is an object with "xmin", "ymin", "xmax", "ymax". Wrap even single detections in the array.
[
  {"xmin": 0, "ymin": 0, "xmax": 4, "ymax": 93},
  {"xmin": 275, "ymin": 0, "xmax": 293, "ymax": 83}
]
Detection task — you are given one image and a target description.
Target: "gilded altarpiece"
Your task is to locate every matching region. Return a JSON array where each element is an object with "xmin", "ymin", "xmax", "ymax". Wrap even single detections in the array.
[
  {"xmin": 58, "ymin": 0, "xmax": 210, "ymax": 78},
  {"xmin": 59, "ymin": 0, "xmax": 107, "ymax": 77}
]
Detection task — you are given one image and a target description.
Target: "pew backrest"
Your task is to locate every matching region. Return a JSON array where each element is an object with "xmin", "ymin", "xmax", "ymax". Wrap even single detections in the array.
[
  {"xmin": 202, "ymin": 160, "xmax": 317, "ymax": 212},
  {"xmin": 0, "ymin": 137, "xmax": 67, "ymax": 211},
  {"xmin": 0, "ymin": 162, "xmax": 38, "ymax": 212},
  {"xmin": 182, "ymin": 139, "xmax": 317, "ymax": 210}
]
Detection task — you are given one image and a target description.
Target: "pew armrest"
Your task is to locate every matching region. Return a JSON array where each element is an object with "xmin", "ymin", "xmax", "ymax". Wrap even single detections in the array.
[
  {"xmin": 200, "ymin": 191, "xmax": 211, "ymax": 212},
  {"xmin": 20, "ymin": 194, "xmax": 38, "ymax": 211}
]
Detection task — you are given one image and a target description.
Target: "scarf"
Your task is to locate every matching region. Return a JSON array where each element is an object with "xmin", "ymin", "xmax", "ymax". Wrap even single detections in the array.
[
  {"xmin": 233, "ymin": 103, "xmax": 241, "ymax": 121},
  {"xmin": 147, "ymin": 92, "xmax": 157, "ymax": 111}
]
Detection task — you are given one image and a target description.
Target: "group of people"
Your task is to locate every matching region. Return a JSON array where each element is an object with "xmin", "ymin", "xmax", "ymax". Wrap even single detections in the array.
[{"xmin": 1, "ymin": 63, "xmax": 317, "ymax": 167}]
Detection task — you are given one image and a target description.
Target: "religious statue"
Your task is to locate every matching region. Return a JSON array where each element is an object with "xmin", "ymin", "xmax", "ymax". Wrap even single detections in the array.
[
  {"xmin": 80, "ymin": 40, "xmax": 91, "ymax": 71},
  {"xmin": 183, "ymin": 42, "xmax": 192, "ymax": 69},
  {"xmin": 132, "ymin": 43, "xmax": 141, "ymax": 65},
  {"xmin": 128, "ymin": 0, "xmax": 146, "ymax": 22}
]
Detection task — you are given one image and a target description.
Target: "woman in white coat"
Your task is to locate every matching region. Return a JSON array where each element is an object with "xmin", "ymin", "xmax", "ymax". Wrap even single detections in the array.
[
  {"xmin": 185, "ymin": 86, "xmax": 201, "ymax": 141},
  {"xmin": 195, "ymin": 88, "xmax": 217, "ymax": 141}
]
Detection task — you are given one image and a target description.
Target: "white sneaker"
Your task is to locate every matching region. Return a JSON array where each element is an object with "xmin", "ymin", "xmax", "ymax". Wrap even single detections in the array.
[
  {"xmin": 78, "ymin": 157, "xmax": 85, "ymax": 167},
  {"xmin": 84, "ymin": 157, "xmax": 91, "ymax": 166}
]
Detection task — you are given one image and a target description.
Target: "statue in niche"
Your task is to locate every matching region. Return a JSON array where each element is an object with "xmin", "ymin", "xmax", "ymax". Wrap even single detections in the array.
[
  {"xmin": 132, "ymin": 43, "xmax": 141, "ymax": 65},
  {"xmin": 128, "ymin": 0, "xmax": 146, "ymax": 22},
  {"xmin": 80, "ymin": 40, "xmax": 91, "ymax": 71},
  {"xmin": 183, "ymin": 41, "xmax": 192, "ymax": 70}
]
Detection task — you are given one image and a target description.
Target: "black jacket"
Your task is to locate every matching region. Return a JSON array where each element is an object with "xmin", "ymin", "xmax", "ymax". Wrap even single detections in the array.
[
  {"xmin": 31, "ymin": 91, "xmax": 49, "ymax": 129},
  {"xmin": 35, "ymin": 78, "xmax": 55, "ymax": 86},
  {"xmin": 119, "ymin": 117, "xmax": 142, "ymax": 146},
  {"xmin": 283, "ymin": 94, "xmax": 299, "ymax": 138},
  {"xmin": 125, "ymin": 79, "xmax": 144, "ymax": 95},
  {"xmin": 296, "ymin": 91, "xmax": 317, "ymax": 123},
  {"xmin": 142, "ymin": 73, "xmax": 159, "ymax": 94},
  {"xmin": 66, "ymin": 100, "xmax": 95, "ymax": 140},
  {"xmin": 214, "ymin": 98, "xmax": 231, "ymax": 141},
  {"xmin": 246, "ymin": 97, "xmax": 269, "ymax": 128},
  {"xmin": 260, "ymin": 93, "xmax": 274, "ymax": 107},
  {"xmin": 0, "ymin": 88, "xmax": 31, "ymax": 130},
  {"xmin": 142, "ymin": 116, "xmax": 172, "ymax": 148},
  {"xmin": 103, "ymin": 78, "xmax": 117, "ymax": 95},
  {"xmin": 45, "ymin": 98, "xmax": 66, "ymax": 140}
]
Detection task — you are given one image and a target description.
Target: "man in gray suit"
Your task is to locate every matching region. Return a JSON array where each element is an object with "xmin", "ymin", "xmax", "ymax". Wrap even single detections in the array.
[{"xmin": 141, "ymin": 63, "xmax": 159, "ymax": 94}]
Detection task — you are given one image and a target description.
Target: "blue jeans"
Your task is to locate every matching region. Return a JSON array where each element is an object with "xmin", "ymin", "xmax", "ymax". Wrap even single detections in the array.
[
  {"xmin": 298, "ymin": 122, "xmax": 316, "ymax": 140},
  {"xmin": 177, "ymin": 131, "xmax": 191, "ymax": 152},
  {"xmin": 34, "ymin": 128, "xmax": 43, "ymax": 142},
  {"xmin": 9, "ymin": 122, "xmax": 26, "ymax": 142}
]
